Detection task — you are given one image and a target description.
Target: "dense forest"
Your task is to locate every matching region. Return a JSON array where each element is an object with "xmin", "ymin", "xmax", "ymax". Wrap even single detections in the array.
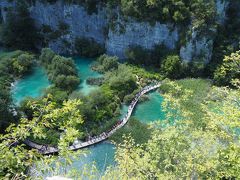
[{"xmin": 0, "ymin": 0, "xmax": 239, "ymax": 179}]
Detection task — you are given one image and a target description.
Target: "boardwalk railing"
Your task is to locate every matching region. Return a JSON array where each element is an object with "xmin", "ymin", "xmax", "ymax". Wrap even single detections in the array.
[{"xmin": 24, "ymin": 83, "xmax": 161, "ymax": 155}]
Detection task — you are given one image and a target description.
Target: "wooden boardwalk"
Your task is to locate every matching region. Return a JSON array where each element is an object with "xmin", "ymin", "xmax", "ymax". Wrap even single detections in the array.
[{"xmin": 24, "ymin": 83, "xmax": 161, "ymax": 155}]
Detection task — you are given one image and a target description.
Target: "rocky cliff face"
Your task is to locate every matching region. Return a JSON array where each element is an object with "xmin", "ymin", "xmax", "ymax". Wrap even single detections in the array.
[
  {"xmin": 0, "ymin": 0, "xmax": 229, "ymax": 62},
  {"xmin": 30, "ymin": 1, "xmax": 108, "ymax": 54},
  {"xmin": 180, "ymin": 30, "xmax": 214, "ymax": 63},
  {"xmin": 106, "ymin": 21, "xmax": 179, "ymax": 58},
  {"xmin": 180, "ymin": 0, "xmax": 229, "ymax": 63},
  {"xmin": 28, "ymin": 1, "xmax": 179, "ymax": 57}
]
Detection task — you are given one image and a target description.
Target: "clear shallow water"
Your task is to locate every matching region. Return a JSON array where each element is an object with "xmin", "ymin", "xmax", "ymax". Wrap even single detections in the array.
[
  {"xmin": 31, "ymin": 142, "xmax": 115, "ymax": 178},
  {"xmin": 74, "ymin": 57, "xmax": 101, "ymax": 95},
  {"xmin": 120, "ymin": 91, "xmax": 165, "ymax": 124},
  {"xmin": 71, "ymin": 142, "xmax": 115, "ymax": 173},
  {"xmin": 132, "ymin": 91, "xmax": 165, "ymax": 123},
  {"xmin": 12, "ymin": 67, "xmax": 50, "ymax": 104},
  {"xmin": 12, "ymin": 57, "xmax": 100, "ymax": 104}
]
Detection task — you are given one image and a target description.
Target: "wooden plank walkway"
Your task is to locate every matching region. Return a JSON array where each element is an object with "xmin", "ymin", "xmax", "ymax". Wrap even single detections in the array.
[{"xmin": 24, "ymin": 83, "xmax": 161, "ymax": 155}]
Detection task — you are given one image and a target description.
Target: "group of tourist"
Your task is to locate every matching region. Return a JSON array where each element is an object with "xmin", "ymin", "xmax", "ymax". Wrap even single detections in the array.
[
  {"xmin": 83, "ymin": 84, "xmax": 160, "ymax": 145},
  {"xmin": 36, "ymin": 83, "xmax": 160, "ymax": 153}
]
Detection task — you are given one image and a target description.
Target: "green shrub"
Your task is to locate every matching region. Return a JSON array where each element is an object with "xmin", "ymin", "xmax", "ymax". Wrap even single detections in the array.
[
  {"xmin": 79, "ymin": 0, "xmax": 100, "ymax": 14},
  {"xmin": 19, "ymin": 97, "xmax": 36, "ymax": 119},
  {"xmin": 0, "ymin": 51, "xmax": 35, "ymax": 77},
  {"xmin": 39, "ymin": 48, "xmax": 80, "ymax": 92},
  {"xmin": 125, "ymin": 44, "xmax": 172, "ymax": 67},
  {"xmin": 110, "ymin": 118, "xmax": 152, "ymax": 145},
  {"xmin": 55, "ymin": 75, "xmax": 80, "ymax": 91},
  {"xmin": 211, "ymin": 1, "xmax": 240, "ymax": 76},
  {"xmin": 106, "ymin": 64, "xmax": 138, "ymax": 100},
  {"xmin": 0, "ymin": 51, "xmax": 37, "ymax": 131},
  {"xmin": 0, "ymin": 86, "xmax": 16, "ymax": 132},
  {"xmin": 182, "ymin": 61, "xmax": 206, "ymax": 78},
  {"xmin": 48, "ymin": 55, "xmax": 78, "ymax": 78},
  {"xmin": 92, "ymin": 54, "xmax": 119, "ymax": 73},
  {"xmin": 12, "ymin": 53, "xmax": 34, "ymax": 76},
  {"xmin": 160, "ymin": 78, "xmax": 212, "ymax": 128},
  {"xmin": 160, "ymin": 55, "xmax": 183, "ymax": 79},
  {"xmin": 39, "ymin": 48, "xmax": 55, "ymax": 66},
  {"xmin": 44, "ymin": 87, "xmax": 69, "ymax": 103},
  {"xmin": 150, "ymin": 44, "xmax": 173, "ymax": 65},
  {"xmin": 29, "ymin": 129, "xmax": 60, "ymax": 146},
  {"xmin": 214, "ymin": 51, "xmax": 240, "ymax": 86},
  {"xmin": 58, "ymin": 21, "xmax": 69, "ymax": 33},
  {"xmin": 123, "ymin": 93, "xmax": 135, "ymax": 104},
  {"xmin": 79, "ymin": 87, "xmax": 121, "ymax": 134}
]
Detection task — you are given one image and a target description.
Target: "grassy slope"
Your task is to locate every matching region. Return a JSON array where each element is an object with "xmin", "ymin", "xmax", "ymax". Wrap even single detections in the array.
[
  {"xmin": 110, "ymin": 118, "xmax": 152, "ymax": 145},
  {"xmin": 163, "ymin": 78, "xmax": 212, "ymax": 128}
]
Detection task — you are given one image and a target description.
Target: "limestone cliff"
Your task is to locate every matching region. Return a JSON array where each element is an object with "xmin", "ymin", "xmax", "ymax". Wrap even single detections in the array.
[
  {"xmin": 0, "ymin": 0, "xmax": 229, "ymax": 63},
  {"xmin": 180, "ymin": 0, "xmax": 229, "ymax": 63},
  {"xmin": 106, "ymin": 21, "xmax": 179, "ymax": 58},
  {"xmin": 28, "ymin": 1, "xmax": 179, "ymax": 57}
]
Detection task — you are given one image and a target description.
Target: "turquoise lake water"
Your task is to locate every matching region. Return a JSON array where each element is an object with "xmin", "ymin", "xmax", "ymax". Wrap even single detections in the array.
[
  {"xmin": 119, "ymin": 91, "xmax": 164, "ymax": 123},
  {"xmin": 70, "ymin": 142, "xmax": 115, "ymax": 174},
  {"xmin": 132, "ymin": 91, "xmax": 165, "ymax": 123},
  {"xmin": 74, "ymin": 57, "xmax": 101, "ymax": 95},
  {"xmin": 12, "ymin": 57, "xmax": 100, "ymax": 103},
  {"xmin": 12, "ymin": 67, "xmax": 50, "ymax": 104},
  {"xmin": 11, "ymin": 57, "xmax": 164, "ymax": 175},
  {"xmin": 32, "ymin": 142, "xmax": 115, "ymax": 178}
]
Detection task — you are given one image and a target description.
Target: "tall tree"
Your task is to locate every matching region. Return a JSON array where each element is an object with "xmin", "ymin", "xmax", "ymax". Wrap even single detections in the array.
[
  {"xmin": 1, "ymin": 1, "xmax": 39, "ymax": 51},
  {"xmin": 0, "ymin": 85, "xmax": 15, "ymax": 132},
  {"xmin": 214, "ymin": 50, "xmax": 240, "ymax": 86}
]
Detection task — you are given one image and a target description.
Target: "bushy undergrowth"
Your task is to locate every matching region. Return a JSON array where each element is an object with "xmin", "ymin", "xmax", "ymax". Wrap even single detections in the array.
[
  {"xmin": 39, "ymin": 48, "xmax": 80, "ymax": 92},
  {"xmin": 0, "ymin": 50, "xmax": 35, "ymax": 131},
  {"xmin": 160, "ymin": 78, "xmax": 212, "ymax": 127},
  {"xmin": 110, "ymin": 118, "xmax": 152, "ymax": 145}
]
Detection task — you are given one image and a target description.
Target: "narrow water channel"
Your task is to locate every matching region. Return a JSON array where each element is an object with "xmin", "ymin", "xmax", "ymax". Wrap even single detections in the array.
[{"xmin": 74, "ymin": 57, "xmax": 102, "ymax": 95}]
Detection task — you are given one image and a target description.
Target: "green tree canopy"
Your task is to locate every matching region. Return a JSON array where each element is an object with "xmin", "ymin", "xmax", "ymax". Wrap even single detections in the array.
[
  {"xmin": 1, "ymin": 1, "xmax": 40, "ymax": 51},
  {"xmin": 160, "ymin": 55, "xmax": 183, "ymax": 79},
  {"xmin": 0, "ymin": 96, "xmax": 83, "ymax": 178},
  {"xmin": 93, "ymin": 54, "xmax": 119, "ymax": 73},
  {"xmin": 0, "ymin": 51, "xmax": 35, "ymax": 132},
  {"xmin": 103, "ymin": 81, "xmax": 240, "ymax": 179},
  {"xmin": 39, "ymin": 48, "xmax": 80, "ymax": 92},
  {"xmin": 214, "ymin": 50, "xmax": 240, "ymax": 86},
  {"xmin": 106, "ymin": 64, "xmax": 138, "ymax": 100}
]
